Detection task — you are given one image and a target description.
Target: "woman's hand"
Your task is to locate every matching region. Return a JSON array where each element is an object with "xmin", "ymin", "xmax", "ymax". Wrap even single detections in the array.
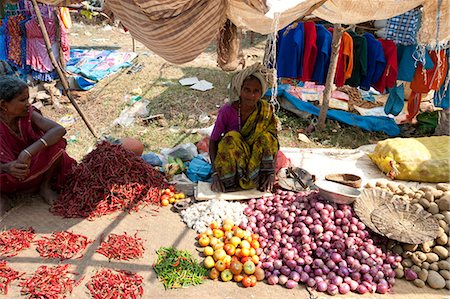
[
  {"xmin": 3, "ymin": 161, "xmax": 29, "ymax": 180},
  {"xmin": 210, "ymin": 173, "xmax": 225, "ymax": 193},
  {"xmin": 17, "ymin": 150, "xmax": 32, "ymax": 166},
  {"xmin": 259, "ymin": 173, "xmax": 275, "ymax": 192}
]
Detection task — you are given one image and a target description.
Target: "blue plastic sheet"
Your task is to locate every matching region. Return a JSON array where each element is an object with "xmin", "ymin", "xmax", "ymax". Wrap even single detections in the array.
[{"xmin": 267, "ymin": 85, "xmax": 400, "ymax": 136}]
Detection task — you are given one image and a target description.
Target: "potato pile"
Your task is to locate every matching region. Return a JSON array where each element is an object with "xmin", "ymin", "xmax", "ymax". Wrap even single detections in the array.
[{"xmin": 365, "ymin": 181, "xmax": 450, "ymax": 290}]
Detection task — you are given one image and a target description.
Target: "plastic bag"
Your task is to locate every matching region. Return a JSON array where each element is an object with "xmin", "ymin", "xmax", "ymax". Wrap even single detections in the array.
[
  {"xmin": 369, "ymin": 136, "xmax": 450, "ymax": 182},
  {"xmin": 186, "ymin": 155, "xmax": 213, "ymax": 183},
  {"xmin": 161, "ymin": 143, "xmax": 198, "ymax": 162},
  {"xmin": 141, "ymin": 152, "xmax": 163, "ymax": 166}
]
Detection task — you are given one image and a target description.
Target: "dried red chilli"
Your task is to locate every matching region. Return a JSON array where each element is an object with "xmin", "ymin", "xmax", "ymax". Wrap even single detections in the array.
[
  {"xmin": 51, "ymin": 142, "xmax": 169, "ymax": 219},
  {"xmin": 19, "ymin": 264, "xmax": 75, "ymax": 299},
  {"xmin": 96, "ymin": 232, "xmax": 145, "ymax": 261},
  {"xmin": 0, "ymin": 227, "xmax": 35, "ymax": 257},
  {"xmin": 87, "ymin": 268, "xmax": 143, "ymax": 299},
  {"xmin": 35, "ymin": 231, "xmax": 92, "ymax": 260},
  {"xmin": 0, "ymin": 261, "xmax": 23, "ymax": 295}
]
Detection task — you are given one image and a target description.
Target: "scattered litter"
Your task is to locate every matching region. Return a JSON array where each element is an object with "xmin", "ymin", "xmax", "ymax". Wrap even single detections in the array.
[
  {"xmin": 179, "ymin": 77, "xmax": 199, "ymax": 86},
  {"xmin": 84, "ymin": 31, "xmax": 92, "ymax": 36},
  {"xmin": 102, "ymin": 25, "xmax": 113, "ymax": 31},
  {"xmin": 190, "ymin": 80, "xmax": 213, "ymax": 91},
  {"xmin": 131, "ymin": 87, "xmax": 142, "ymax": 95},
  {"xmin": 91, "ymin": 38, "xmax": 109, "ymax": 42},
  {"xmin": 58, "ymin": 115, "xmax": 76, "ymax": 128},
  {"xmin": 297, "ymin": 133, "xmax": 312, "ymax": 143},
  {"xmin": 112, "ymin": 100, "xmax": 150, "ymax": 127},
  {"xmin": 198, "ymin": 113, "xmax": 210, "ymax": 123},
  {"xmin": 127, "ymin": 63, "xmax": 144, "ymax": 74}
]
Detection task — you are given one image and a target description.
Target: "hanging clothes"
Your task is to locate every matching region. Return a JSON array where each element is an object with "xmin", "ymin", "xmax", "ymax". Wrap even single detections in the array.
[
  {"xmin": 397, "ymin": 45, "xmax": 434, "ymax": 82},
  {"xmin": 0, "ymin": 19, "xmax": 8, "ymax": 60},
  {"xmin": 384, "ymin": 8, "xmax": 421, "ymax": 46},
  {"xmin": 299, "ymin": 21, "xmax": 317, "ymax": 82},
  {"xmin": 374, "ymin": 39, "xmax": 398, "ymax": 93},
  {"xmin": 329, "ymin": 29, "xmax": 353, "ymax": 87},
  {"xmin": 277, "ymin": 23, "xmax": 304, "ymax": 78},
  {"xmin": 25, "ymin": 16, "xmax": 70, "ymax": 76},
  {"xmin": 360, "ymin": 33, "xmax": 386, "ymax": 91},
  {"xmin": 6, "ymin": 15, "xmax": 26, "ymax": 67},
  {"xmin": 407, "ymin": 50, "xmax": 448, "ymax": 119},
  {"xmin": 311, "ymin": 24, "xmax": 332, "ymax": 85},
  {"xmin": 345, "ymin": 31, "xmax": 367, "ymax": 88},
  {"xmin": 60, "ymin": 7, "xmax": 72, "ymax": 29}
]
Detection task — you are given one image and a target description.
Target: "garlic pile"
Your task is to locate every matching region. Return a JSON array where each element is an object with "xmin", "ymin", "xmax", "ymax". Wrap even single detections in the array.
[{"xmin": 181, "ymin": 199, "xmax": 248, "ymax": 233}]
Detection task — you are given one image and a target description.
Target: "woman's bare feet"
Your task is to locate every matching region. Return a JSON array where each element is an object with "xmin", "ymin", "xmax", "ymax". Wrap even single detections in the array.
[{"xmin": 39, "ymin": 186, "xmax": 59, "ymax": 205}]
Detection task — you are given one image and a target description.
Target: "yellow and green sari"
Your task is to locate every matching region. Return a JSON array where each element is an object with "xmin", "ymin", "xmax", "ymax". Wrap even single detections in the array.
[{"xmin": 214, "ymin": 100, "xmax": 279, "ymax": 191}]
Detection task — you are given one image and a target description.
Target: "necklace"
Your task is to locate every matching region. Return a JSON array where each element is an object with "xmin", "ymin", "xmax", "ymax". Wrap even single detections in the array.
[{"xmin": 238, "ymin": 100, "xmax": 241, "ymax": 130}]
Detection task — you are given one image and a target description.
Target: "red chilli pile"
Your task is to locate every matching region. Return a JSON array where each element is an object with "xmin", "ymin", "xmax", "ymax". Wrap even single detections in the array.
[
  {"xmin": 96, "ymin": 232, "xmax": 145, "ymax": 261},
  {"xmin": 243, "ymin": 190, "xmax": 401, "ymax": 296},
  {"xmin": 0, "ymin": 261, "xmax": 23, "ymax": 295},
  {"xmin": 35, "ymin": 231, "xmax": 92, "ymax": 260},
  {"xmin": 87, "ymin": 269, "xmax": 144, "ymax": 299},
  {"xmin": 52, "ymin": 142, "xmax": 169, "ymax": 219},
  {"xmin": 19, "ymin": 264, "xmax": 76, "ymax": 299},
  {"xmin": 0, "ymin": 227, "xmax": 35, "ymax": 257}
]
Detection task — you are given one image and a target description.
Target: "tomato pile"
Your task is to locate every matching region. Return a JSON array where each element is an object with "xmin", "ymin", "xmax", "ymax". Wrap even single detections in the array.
[
  {"xmin": 197, "ymin": 219, "xmax": 265, "ymax": 287},
  {"xmin": 160, "ymin": 187, "xmax": 186, "ymax": 207}
]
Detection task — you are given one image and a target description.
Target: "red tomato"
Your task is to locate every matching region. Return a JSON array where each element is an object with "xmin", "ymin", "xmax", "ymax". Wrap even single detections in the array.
[
  {"xmin": 249, "ymin": 275, "xmax": 257, "ymax": 287},
  {"xmin": 242, "ymin": 275, "xmax": 252, "ymax": 288},
  {"xmin": 230, "ymin": 260, "xmax": 242, "ymax": 275}
]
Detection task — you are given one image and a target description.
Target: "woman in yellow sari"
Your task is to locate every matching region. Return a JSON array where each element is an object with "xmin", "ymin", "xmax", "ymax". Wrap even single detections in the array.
[{"xmin": 209, "ymin": 63, "xmax": 279, "ymax": 192}]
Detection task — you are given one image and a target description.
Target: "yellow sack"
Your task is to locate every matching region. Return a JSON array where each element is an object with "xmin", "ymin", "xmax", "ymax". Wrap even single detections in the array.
[{"xmin": 369, "ymin": 136, "xmax": 450, "ymax": 183}]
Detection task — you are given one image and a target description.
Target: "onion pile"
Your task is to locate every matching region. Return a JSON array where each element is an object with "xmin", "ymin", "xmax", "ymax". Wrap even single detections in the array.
[{"xmin": 242, "ymin": 190, "xmax": 401, "ymax": 295}]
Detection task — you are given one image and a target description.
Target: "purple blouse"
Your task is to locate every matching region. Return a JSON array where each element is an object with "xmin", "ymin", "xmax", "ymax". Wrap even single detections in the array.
[{"xmin": 210, "ymin": 103, "xmax": 240, "ymax": 142}]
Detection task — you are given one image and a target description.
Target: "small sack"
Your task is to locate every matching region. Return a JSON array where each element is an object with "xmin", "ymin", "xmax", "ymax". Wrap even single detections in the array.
[{"xmin": 186, "ymin": 155, "xmax": 213, "ymax": 183}]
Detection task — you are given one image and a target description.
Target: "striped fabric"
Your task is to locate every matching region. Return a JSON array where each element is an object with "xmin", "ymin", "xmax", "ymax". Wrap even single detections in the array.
[{"xmin": 107, "ymin": 0, "xmax": 227, "ymax": 64}]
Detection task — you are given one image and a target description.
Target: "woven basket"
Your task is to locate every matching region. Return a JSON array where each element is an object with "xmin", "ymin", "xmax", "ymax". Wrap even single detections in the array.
[
  {"xmin": 353, "ymin": 188, "xmax": 395, "ymax": 234},
  {"xmin": 371, "ymin": 200, "xmax": 440, "ymax": 244}
]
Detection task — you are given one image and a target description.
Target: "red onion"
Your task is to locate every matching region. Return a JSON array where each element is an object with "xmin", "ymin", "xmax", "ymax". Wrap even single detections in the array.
[
  {"xmin": 300, "ymin": 272, "xmax": 309, "ymax": 283},
  {"xmin": 327, "ymin": 284, "xmax": 339, "ymax": 296},
  {"xmin": 357, "ymin": 285, "xmax": 368, "ymax": 294},
  {"xmin": 274, "ymin": 260, "xmax": 283, "ymax": 270},
  {"xmin": 289, "ymin": 271, "xmax": 300, "ymax": 282},
  {"xmin": 331, "ymin": 276, "xmax": 343, "ymax": 286},
  {"xmin": 278, "ymin": 274, "xmax": 288, "ymax": 285},
  {"xmin": 280, "ymin": 266, "xmax": 291, "ymax": 276},
  {"xmin": 339, "ymin": 283, "xmax": 350, "ymax": 294},
  {"xmin": 376, "ymin": 283, "xmax": 389, "ymax": 294},
  {"xmin": 348, "ymin": 279, "xmax": 359, "ymax": 291},
  {"xmin": 330, "ymin": 253, "xmax": 342, "ymax": 263},
  {"xmin": 404, "ymin": 268, "xmax": 417, "ymax": 281},
  {"xmin": 285, "ymin": 280, "xmax": 298, "ymax": 289},
  {"xmin": 317, "ymin": 281, "xmax": 328, "ymax": 292}
]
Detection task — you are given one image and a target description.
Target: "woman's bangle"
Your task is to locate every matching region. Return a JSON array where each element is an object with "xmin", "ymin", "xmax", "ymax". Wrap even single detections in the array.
[
  {"xmin": 23, "ymin": 149, "xmax": 32, "ymax": 157},
  {"xmin": 39, "ymin": 138, "xmax": 48, "ymax": 147}
]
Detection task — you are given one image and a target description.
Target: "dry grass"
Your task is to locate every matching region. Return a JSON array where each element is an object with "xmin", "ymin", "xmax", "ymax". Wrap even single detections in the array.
[{"xmin": 40, "ymin": 22, "xmax": 388, "ymax": 162}]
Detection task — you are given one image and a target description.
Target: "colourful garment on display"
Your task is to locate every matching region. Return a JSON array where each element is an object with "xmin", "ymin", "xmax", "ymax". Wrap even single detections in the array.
[
  {"xmin": 299, "ymin": 21, "xmax": 317, "ymax": 82},
  {"xmin": 397, "ymin": 45, "xmax": 434, "ymax": 82},
  {"xmin": 345, "ymin": 31, "xmax": 367, "ymax": 87},
  {"xmin": 6, "ymin": 15, "xmax": 26, "ymax": 67},
  {"xmin": 374, "ymin": 39, "xmax": 398, "ymax": 93},
  {"xmin": 26, "ymin": 17, "xmax": 70, "ymax": 74},
  {"xmin": 311, "ymin": 24, "xmax": 332, "ymax": 85},
  {"xmin": 408, "ymin": 50, "xmax": 448, "ymax": 119},
  {"xmin": 0, "ymin": 20, "xmax": 7, "ymax": 60},
  {"xmin": 212, "ymin": 100, "xmax": 279, "ymax": 191},
  {"xmin": 277, "ymin": 23, "xmax": 304, "ymax": 78},
  {"xmin": 0, "ymin": 108, "xmax": 76, "ymax": 193},
  {"xmin": 360, "ymin": 33, "xmax": 386, "ymax": 91},
  {"xmin": 384, "ymin": 8, "xmax": 420, "ymax": 46},
  {"xmin": 333, "ymin": 31, "xmax": 354, "ymax": 87}
]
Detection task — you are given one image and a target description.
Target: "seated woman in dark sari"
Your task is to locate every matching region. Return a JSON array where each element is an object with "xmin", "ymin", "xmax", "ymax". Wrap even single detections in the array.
[
  {"xmin": 0, "ymin": 76, "xmax": 76, "ymax": 211},
  {"xmin": 209, "ymin": 63, "xmax": 279, "ymax": 193}
]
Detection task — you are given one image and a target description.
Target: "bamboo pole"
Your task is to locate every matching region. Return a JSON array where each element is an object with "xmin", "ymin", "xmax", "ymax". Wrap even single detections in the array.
[
  {"xmin": 30, "ymin": 0, "xmax": 98, "ymax": 138},
  {"xmin": 317, "ymin": 23, "xmax": 343, "ymax": 130},
  {"xmin": 132, "ymin": 37, "xmax": 136, "ymax": 52}
]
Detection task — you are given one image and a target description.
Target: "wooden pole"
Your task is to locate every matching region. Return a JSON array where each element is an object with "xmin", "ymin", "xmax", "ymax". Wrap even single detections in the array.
[
  {"xmin": 317, "ymin": 23, "xmax": 343, "ymax": 130},
  {"xmin": 30, "ymin": 0, "xmax": 98, "ymax": 138},
  {"xmin": 132, "ymin": 37, "xmax": 136, "ymax": 52}
]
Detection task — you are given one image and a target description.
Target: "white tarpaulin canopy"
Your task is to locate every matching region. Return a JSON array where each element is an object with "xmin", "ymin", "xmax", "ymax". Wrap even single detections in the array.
[{"xmin": 38, "ymin": 0, "xmax": 449, "ymax": 64}]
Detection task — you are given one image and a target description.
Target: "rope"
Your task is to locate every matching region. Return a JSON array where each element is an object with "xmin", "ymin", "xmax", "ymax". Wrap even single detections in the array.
[{"xmin": 263, "ymin": 12, "xmax": 281, "ymax": 112}]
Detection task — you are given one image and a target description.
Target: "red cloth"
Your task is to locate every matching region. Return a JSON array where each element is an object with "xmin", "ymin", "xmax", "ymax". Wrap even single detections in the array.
[
  {"xmin": 406, "ymin": 50, "xmax": 448, "ymax": 120},
  {"xmin": 374, "ymin": 39, "xmax": 398, "ymax": 93},
  {"xmin": 299, "ymin": 22, "xmax": 317, "ymax": 82},
  {"xmin": 0, "ymin": 108, "xmax": 76, "ymax": 193}
]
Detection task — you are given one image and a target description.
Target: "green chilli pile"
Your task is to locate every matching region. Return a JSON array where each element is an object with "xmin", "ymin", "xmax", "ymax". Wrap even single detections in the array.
[{"xmin": 152, "ymin": 247, "xmax": 208, "ymax": 289}]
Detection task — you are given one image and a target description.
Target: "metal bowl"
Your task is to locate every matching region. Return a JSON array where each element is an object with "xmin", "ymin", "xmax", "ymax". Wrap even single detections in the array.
[{"xmin": 315, "ymin": 180, "xmax": 361, "ymax": 204}]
